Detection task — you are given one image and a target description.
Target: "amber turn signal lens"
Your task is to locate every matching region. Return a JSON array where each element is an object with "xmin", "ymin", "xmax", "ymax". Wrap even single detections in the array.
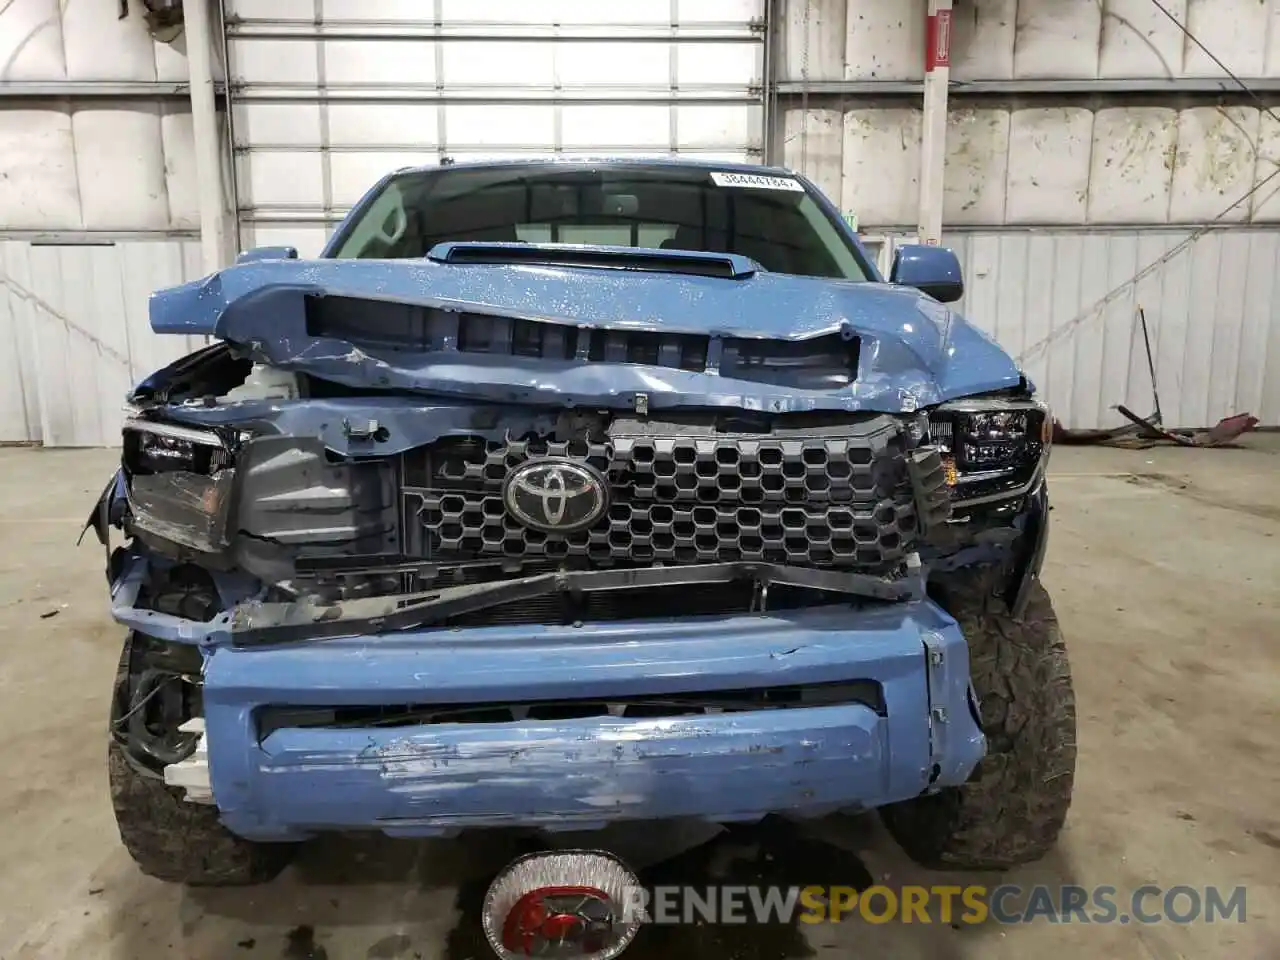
[{"xmin": 942, "ymin": 456, "xmax": 959, "ymax": 486}]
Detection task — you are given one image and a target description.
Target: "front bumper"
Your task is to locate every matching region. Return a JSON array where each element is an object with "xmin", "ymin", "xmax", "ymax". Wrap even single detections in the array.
[{"xmin": 153, "ymin": 600, "xmax": 987, "ymax": 842}]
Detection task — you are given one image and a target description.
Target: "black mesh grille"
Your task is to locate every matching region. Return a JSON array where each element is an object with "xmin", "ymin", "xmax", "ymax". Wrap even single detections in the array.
[{"xmin": 401, "ymin": 417, "xmax": 918, "ymax": 571}]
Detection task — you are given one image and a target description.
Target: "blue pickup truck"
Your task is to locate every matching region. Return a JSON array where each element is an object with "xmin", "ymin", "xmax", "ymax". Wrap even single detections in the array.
[{"xmin": 87, "ymin": 158, "xmax": 1074, "ymax": 941}]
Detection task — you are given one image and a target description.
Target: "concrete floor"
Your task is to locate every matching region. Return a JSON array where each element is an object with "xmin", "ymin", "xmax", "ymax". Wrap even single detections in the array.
[{"xmin": 1, "ymin": 439, "xmax": 1278, "ymax": 960}]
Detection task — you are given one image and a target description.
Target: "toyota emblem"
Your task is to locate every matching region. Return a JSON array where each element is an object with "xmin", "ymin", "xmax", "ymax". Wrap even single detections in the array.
[{"xmin": 502, "ymin": 458, "xmax": 609, "ymax": 534}]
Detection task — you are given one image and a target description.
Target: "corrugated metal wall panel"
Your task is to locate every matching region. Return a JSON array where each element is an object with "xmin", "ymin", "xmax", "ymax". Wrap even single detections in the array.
[
  {"xmin": 938, "ymin": 229, "xmax": 1280, "ymax": 430},
  {"xmin": 0, "ymin": 240, "xmax": 207, "ymax": 447}
]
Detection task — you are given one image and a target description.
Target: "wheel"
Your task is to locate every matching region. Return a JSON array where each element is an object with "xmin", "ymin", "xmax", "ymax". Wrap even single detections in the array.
[
  {"xmin": 108, "ymin": 633, "xmax": 293, "ymax": 886},
  {"xmin": 880, "ymin": 571, "xmax": 1077, "ymax": 870}
]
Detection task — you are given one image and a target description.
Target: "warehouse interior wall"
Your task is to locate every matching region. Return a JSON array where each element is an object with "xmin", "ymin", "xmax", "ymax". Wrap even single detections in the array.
[
  {"xmin": 780, "ymin": 0, "xmax": 1280, "ymax": 227},
  {"xmin": 779, "ymin": 0, "xmax": 1280, "ymax": 427},
  {"xmin": 0, "ymin": 0, "xmax": 1277, "ymax": 443},
  {"xmin": 0, "ymin": 0, "xmax": 222, "ymax": 445},
  {"xmin": 226, "ymin": 0, "xmax": 767, "ymax": 257}
]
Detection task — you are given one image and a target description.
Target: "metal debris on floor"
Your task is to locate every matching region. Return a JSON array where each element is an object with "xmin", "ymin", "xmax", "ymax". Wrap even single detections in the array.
[{"xmin": 1052, "ymin": 306, "xmax": 1260, "ymax": 450}]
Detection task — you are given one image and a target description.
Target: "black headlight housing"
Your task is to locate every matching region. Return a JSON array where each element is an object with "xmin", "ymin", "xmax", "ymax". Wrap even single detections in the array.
[
  {"xmin": 122, "ymin": 419, "xmax": 237, "ymax": 554},
  {"xmin": 928, "ymin": 398, "xmax": 1051, "ymax": 506}
]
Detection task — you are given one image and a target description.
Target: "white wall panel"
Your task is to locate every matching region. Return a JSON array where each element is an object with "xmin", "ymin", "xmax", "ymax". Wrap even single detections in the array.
[
  {"xmin": 0, "ymin": 109, "xmax": 81, "ymax": 229},
  {"xmin": 0, "ymin": 1, "xmax": 198, "ymax": 233},
  {"xmin": 785, "ymin": 0, "xmax": 1280, "ymax": 82},
  {"xmin": 786, "ymin": 0, "xmax": 847, "ymax": 81},
  {"xmin": 62, "ymin": 1, "xmax": 157, "ymax": 81},
  {"xmin": 1250, "ymin": 112, "xmax": 1280, "ymax": 219},
  {"xmin": 1170, "ymin": 107, "xmax": 1259, "ymax": 222},
  {"xmin": 1013, "ymin": 0, "xmax": 1102, "ymax": 79},
  {"xmin": 951, "ymin": 0, "xmax": 1017, "ymax": 80},
  {"xmin": 943, "ymin": 109, "xmax": 1010, "ymax": 224},
  {"xmin": 782, "ymin": 108, "xmax": 844, "ymax": 204},
  {"xmin": 0, "ymin": 241, "xmax": 207, "ymax": 447},
  {"xmin": 0, "ymin": 0, "xmax": 192, "ymax": 82},
  {"xmin": 844, "ymin": 0, "xmax": 924, "ymax": 81},
  {"xmin": 678, "ymin": 105, "xmax": 756, "ymax": 150},
  {"xmin": 1005, "ymin": 108, "xmax": 1093, "ymax": 224},
  {"xmin": 791, "ymin": 103, "xmax": 1280, "ymax": 228},
  {"xmin": 233, "ymin": 39, "xmax": 318, "ymax": 86},
  {"xmin": 328, "ymin": 104, "xmax": 434, "ymax": 147},
  {"xmin": 160, "ymin": 109, "xmax": 202, "ymax": 230},
  {"xmin": 1087, "ymin": 108, "xmax": 1178, "ymax": 224},
  {"xmin": 0, "ymin": 0, "xmax": 64, "ymax": 80},
  {"xmin": 454, "ymin": 105, "xmax": 556, "ymax": 148},
  {"xmin": 72, "ymin": 105, "xmax": 171, "ymax": 231},
  {"xmin": 1184, "ymin": 0, "xmax": 1268, "ymax": 77},
  {"xmin": 941, "ymin": 230, "xmax": 1280, "ymax": 429},
  {"xmin": 559, "ymin": 44, "xmax": 667, "ymax": 86},
  {"xmin": 564, "ymin": 106, "xmax": 667, "ymax": 149},
  {"xmin": 840, "ymin": 109, "xmax": 921, "ymax": 227},
  {"xmin": 1098, "ymin": 0, "xmax": 1187, "ymax": 78}
]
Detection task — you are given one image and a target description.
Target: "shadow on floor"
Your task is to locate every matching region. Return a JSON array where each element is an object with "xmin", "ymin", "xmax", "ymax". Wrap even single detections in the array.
[{"xmin": 105, "ymin": 814, "xmax": 1079, "ymax": 960}]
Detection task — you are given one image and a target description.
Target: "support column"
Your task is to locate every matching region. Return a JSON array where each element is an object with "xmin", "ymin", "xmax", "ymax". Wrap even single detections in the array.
[
  {"xmin": 183, "ymin": 0, "xmax": 229, "ymax": 273},
  {"xmin": 918, "ymin": 0, "xmax": 952, "ymax": 245}
]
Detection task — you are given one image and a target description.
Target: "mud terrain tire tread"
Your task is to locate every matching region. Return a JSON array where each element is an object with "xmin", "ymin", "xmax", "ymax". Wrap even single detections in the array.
[
  {"xmin": 880, "ymin": 572, "xmax": 1077, "ymax": 870},
  {"xmin": 108, "ymin": 636, "xmax": 292, "ymax": 886}
]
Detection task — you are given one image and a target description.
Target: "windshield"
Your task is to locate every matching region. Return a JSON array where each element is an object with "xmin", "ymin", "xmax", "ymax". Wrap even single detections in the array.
[{"xmin": 328, "ymin": 164, "xmax": 871, "ymax": 281}]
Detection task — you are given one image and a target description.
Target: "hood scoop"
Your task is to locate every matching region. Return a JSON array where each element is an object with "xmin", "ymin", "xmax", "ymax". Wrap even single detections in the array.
[{"xmin": 427, "ymin": 241, "xmax": 758, "ymax": 279}]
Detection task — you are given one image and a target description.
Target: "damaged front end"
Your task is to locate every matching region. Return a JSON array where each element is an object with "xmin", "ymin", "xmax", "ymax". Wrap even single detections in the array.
[
  {"xmin": 89, "ymin": 252, "xmax": 1051, "ymax": 840},
  {"xmin": 89, "ymin": 383, "xmax": 955, "ymax": 648}
]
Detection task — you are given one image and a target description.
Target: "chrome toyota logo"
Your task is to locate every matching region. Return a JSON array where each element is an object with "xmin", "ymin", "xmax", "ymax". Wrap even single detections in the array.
[{"xmin": 502, "ymin": 458, "xmax": 609, "ymax": 534}]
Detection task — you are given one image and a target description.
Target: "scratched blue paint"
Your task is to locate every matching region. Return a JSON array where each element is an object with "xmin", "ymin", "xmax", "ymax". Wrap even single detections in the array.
[
  {"xmin": 921, "ymin": 628, "xmax": 987, "ymax": 784},
  {"xmin": 146, "ymin": 253, "xmax": 1020, "ymax": 414},
  {"xmin": 195, "ymin": 601, "xmax": 983, "ymax": 841}
]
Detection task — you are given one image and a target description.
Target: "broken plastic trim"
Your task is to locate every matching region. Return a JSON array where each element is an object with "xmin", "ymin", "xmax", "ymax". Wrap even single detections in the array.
[{"xmin": 230, "ymin": 562, "xmax": 922, "ymax": 647}]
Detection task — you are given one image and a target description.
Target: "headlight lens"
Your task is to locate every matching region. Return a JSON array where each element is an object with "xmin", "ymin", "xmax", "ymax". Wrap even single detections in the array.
[
  {"xmin": 928, "ymin": 399, "xmax": 1049, "ymax": 505},
  {"xmin": 124, "ymin": 419, "xmax": 231, "ymax": 476},
  {"xmin": 122, "ymin": 420, "xmax": 235, "ymax": 552},
  {"xmin": 136, "ymin": 434, "xmax": 199, "ymax": 472}
]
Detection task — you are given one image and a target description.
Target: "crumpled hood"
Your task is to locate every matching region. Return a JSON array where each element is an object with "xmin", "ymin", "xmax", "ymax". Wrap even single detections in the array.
[{"xmin": 150, "ymin": 255, "xmax": 1023, "ymax": 413}]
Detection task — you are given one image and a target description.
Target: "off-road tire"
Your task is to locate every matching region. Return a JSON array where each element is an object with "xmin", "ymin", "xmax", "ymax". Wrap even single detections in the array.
[
  {"xmin": 880, "ymin": 572, "xmax": 1077, "ymax": 870},
  {"xmin": 108, "ymin": 635, "xmax": 293, "ymax": 886}
]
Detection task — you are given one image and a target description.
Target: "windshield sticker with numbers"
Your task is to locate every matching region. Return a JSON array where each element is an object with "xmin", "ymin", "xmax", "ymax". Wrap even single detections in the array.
[{"xmin": 709, "ymin": 171, "xmax": 805, "ymax": 192}]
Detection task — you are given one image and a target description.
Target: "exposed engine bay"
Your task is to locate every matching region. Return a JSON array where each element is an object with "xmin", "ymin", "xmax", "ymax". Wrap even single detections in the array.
[{"xmin": 88, "ymin": 341, "xmax": 1051, "ymax": 648}]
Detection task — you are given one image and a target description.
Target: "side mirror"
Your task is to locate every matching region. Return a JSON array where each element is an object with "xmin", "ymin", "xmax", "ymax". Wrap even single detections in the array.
[
  {"xmin": 889, "ymin": 244, "xmax": 963, "ymax": 303},
  {"xmin": 236, "ymin": 246, "xmax": 299, "ymax": 264}
]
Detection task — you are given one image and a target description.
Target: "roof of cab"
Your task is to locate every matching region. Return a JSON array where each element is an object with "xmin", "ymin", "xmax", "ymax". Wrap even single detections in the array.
[{"xmin": 387, "ymin": 156, "xmax": 799, "ymax": 178}]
